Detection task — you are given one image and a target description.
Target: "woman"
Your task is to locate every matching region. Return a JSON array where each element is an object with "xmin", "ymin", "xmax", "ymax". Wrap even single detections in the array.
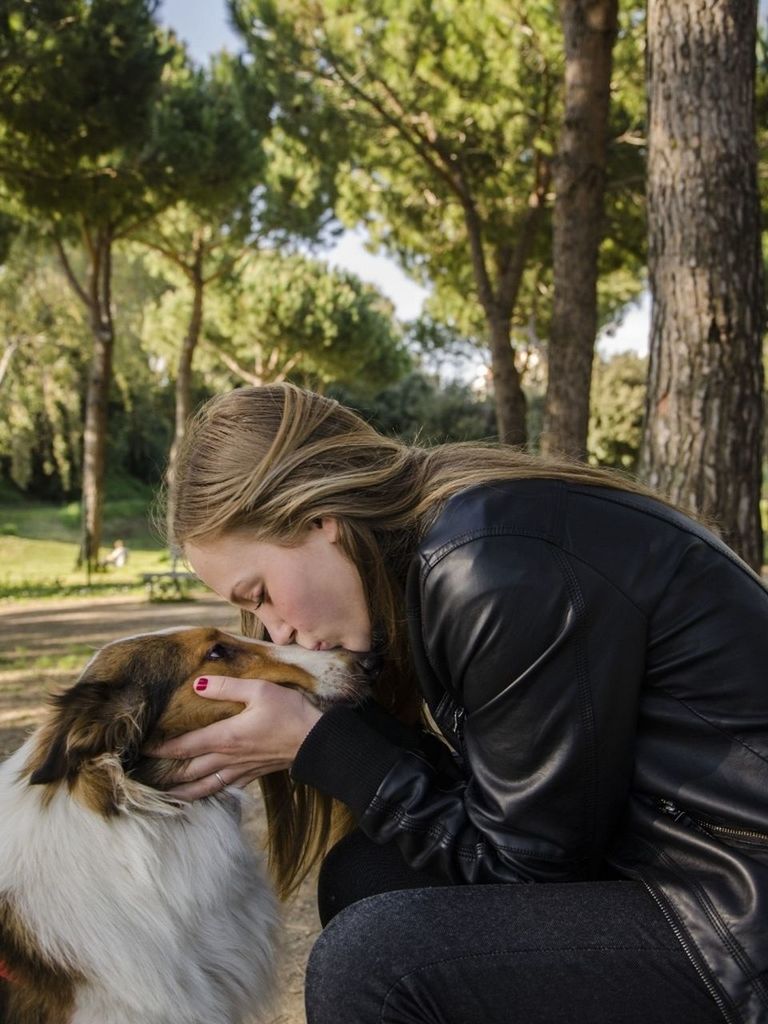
[{"xmin": 153, "ymin": 382, "xmax": 768, "ymax": 1024}]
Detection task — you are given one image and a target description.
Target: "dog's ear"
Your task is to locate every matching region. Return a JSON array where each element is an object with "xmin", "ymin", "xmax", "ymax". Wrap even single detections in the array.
[
  {"xmin": 28, "ymin": 635, "xmax": 185, "ymax": 789},
  {"xmin": 28, "ymin": 678, "xmax": 149, "ymax": 786}
]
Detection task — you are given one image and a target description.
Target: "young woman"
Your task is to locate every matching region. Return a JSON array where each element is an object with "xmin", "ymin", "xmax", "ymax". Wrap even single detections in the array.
[{"xmin": 153, "ymin": 382, "xmax": 768, "ymax": 1024}]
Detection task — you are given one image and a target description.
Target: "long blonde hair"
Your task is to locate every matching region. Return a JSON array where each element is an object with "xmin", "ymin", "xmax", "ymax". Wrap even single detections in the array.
[{"xmin": 169, "ymin": 382, "xmax": 671, "ymax": 897}]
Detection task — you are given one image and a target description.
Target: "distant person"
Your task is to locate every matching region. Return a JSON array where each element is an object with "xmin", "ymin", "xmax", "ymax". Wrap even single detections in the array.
[{"xmin": 100, "ymin": 539, "xmax": 128, "ymax": 569}]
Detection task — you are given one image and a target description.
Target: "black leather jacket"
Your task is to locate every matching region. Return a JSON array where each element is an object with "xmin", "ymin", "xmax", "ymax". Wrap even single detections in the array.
[{"xmin": 293, "ymin": 480, "xmax": 768, "ymax": 1024}]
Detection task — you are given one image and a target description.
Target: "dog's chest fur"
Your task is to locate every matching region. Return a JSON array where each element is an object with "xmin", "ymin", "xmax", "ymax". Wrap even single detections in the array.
[{"xmin": 0, "ymin": 741, "xmax": 277, "ymax": 1024}]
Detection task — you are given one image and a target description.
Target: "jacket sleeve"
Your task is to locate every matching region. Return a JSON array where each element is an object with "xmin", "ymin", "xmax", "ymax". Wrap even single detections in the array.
[{"xmin": 293, "ymin": 534, "xmax": 647, "ymax": 883}]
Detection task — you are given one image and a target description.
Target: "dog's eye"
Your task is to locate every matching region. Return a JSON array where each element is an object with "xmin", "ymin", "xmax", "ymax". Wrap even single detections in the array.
[{"xmin": 206, "ymin": 644, "xmax": 231, "ymax": 662}]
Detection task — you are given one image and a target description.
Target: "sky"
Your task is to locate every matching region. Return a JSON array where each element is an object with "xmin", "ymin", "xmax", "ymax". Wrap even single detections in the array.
[{"xmin": 160, "ymin": 0, "xmax": 766, "ymax": 359}]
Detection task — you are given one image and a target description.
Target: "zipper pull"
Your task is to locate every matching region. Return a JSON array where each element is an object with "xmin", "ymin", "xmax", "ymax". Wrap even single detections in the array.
[{"xmin": 657, "ymin": 798, "xmax": 686, "ymax": 823}]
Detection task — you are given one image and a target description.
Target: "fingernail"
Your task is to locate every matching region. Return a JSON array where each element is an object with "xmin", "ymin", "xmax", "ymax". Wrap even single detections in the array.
[{"xmin": 195, "ymin": 677, "xmax": 208, "ymax": 691}]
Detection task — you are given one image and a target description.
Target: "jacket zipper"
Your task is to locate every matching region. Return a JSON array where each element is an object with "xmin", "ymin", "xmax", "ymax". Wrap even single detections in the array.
[
  {"xmin": 641, "ymin": 880, "xmax": 736, "ymax": 1024},
  {"xmin": 656, "ymin": 797, "xmax": 768, "ymax": 845}
]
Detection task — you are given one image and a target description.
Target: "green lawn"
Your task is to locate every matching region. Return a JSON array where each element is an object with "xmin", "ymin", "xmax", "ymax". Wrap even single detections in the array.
[{"xmin": 0, "ymin": 488, "xmax": 204, "ymax": 601}]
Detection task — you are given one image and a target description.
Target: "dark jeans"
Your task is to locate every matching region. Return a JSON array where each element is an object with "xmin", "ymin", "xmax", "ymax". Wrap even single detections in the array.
[{"xmin": 305, "ymin": 831, "xmax": 724, "ymax": 1024}]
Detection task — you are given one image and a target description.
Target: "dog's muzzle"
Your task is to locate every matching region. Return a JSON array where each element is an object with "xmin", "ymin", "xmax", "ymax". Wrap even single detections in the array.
[{"xmin": 355, "ymin": 653, "xmax": 384, "ymax": 679}]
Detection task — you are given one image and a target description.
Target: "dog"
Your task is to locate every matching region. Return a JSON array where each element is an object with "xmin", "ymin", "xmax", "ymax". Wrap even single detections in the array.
[{"xmin": 0, "ymin": 626, "xmax": 368, "ymax": 1024}]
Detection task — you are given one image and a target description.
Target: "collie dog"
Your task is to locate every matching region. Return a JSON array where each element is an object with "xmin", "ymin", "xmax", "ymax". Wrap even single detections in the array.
[{"xmin": 0, "ymin": 626, "xmax": 367, "ymax": 1024}]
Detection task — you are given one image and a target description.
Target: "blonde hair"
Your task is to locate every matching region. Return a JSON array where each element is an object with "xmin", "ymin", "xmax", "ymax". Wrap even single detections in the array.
[{"xmin": 168, "ymin": 382, "xmax": 671, "ymax": 897}]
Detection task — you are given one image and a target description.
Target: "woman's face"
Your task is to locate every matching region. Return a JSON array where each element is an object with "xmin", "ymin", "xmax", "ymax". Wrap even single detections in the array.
[{"xmin": 185, "ymin": 518, "xmax": 373, "ymax": 653}]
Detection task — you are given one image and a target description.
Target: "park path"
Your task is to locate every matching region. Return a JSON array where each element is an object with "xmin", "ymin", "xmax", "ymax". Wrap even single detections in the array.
[
  {"xmin": 0, "ymin": 594, "xmax": 318, "ymax": 1024},
  {"xmin": 0, "ymin": 591, "xmax": 239, "ymax": 652}
]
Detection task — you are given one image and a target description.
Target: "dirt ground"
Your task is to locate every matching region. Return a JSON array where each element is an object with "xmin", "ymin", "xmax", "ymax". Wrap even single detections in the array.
[{"xmin": 0, "ymin": 594, "xmax": 320, "ymax": 1024}]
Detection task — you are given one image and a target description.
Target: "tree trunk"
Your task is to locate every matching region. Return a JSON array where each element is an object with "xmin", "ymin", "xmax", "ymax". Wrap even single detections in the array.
[
  {"xmin": 640, "ymin": 0, "xmax": 765, "ymax": 570},
  {"xmin": 80, "ymin": 230, "xmax": 115, "ymax": 573},
  {"xmin": 542, "ymin": 0, "xmax": 618, "ymax": 460},
  {"xmin": 487, "ymin": 313, "xmax": 528, "ymax": 446},
  {"xmin": 166, "ymin": 248, "xmax": 204, "ymax": 550},
  {"xmin": 462, "ymin": 197, "xmax": 546, "ymax": 446}
]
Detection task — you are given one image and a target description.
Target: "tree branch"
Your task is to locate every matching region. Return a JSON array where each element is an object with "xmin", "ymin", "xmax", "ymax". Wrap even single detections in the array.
[
  {"xmin": 316, "ymin": 46, "xmax": 466, "ymax": 200},
  {"xmin": 0, "ymin": 338, "xmax": 19, "ymax": 390},
  {"xmin": 215, "ymin": 348, "xmax": 265, "ymax": 386},
  {"xmin": 52, "ymin": 232, "xmax": 91, "ymax": 310}
]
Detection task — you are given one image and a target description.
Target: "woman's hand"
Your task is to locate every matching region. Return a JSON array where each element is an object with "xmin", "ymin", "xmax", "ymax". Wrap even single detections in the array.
[{"xmin": 147, "ymin": 676, "xmax": 322, "ymax": 801}]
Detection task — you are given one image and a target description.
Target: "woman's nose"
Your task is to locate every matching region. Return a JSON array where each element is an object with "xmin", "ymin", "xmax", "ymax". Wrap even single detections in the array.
[{"xmin": 262, "ymin": 613, "xmax": 296, "ymax": 645}]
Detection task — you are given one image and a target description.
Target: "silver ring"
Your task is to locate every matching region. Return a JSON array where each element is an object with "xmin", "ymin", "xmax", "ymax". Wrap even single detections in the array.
[{"xmin": 214, "ymin": 771, "xmax": 226, "ymax": 790}]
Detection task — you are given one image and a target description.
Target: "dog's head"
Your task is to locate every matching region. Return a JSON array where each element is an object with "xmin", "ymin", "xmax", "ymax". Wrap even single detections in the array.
[{"xmin": 23, "ymin": 626, "xmax": 372, "ymax": 815}]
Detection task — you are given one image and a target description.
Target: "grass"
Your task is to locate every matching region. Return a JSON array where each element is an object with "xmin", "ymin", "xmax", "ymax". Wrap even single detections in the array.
[
  {"xmin": 0, "ymin": 484, "xmax": 207, "ymax": 602},
  {"xmin": 0, "ymin": 643, "xmax": 97, "ymax": 672}
]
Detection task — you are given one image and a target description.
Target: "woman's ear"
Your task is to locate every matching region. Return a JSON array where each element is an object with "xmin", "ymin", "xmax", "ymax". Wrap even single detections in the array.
[{"xmin": 317, "ymin": 516, "xmax": 340, "ymax": 543}]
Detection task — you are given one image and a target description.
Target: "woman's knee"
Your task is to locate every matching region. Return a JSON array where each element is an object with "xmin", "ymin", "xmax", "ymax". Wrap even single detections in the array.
[
  {"xmin": 306, "ymin": 898, "xmax": 379, "ymax": 1023},
  {"xmin": 306, "ymin": 891, "xmax": 418, "ymax": 1024}
]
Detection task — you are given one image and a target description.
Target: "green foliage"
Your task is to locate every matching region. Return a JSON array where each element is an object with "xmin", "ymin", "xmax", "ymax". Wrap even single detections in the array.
[
  {"xmin": 150, "ymin": 50, "xmax": 268, "ymax": 220},
  {"xmin": 162, "ymin": 248, "xmax": 412, "ymax": 392},
  {"xmin": 0, "ymin": 234, "xmax": 87, "ymax": 494},
  {"xmin": 588, "ymin": 350, "xmax": 647, "ymax": 472},
  {"xmin": 329, "ymin": 372, "xmax": 496, "ymax": 444},
  {"xmin": 0, "ymin": 0, "xmax": 171, "ymax": 228}
]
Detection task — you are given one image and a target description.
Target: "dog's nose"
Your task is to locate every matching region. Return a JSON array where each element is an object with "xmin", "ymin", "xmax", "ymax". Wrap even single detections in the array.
[{"xmin": 356, "ymin": 654, "xmax": 383, "ymax": 678}]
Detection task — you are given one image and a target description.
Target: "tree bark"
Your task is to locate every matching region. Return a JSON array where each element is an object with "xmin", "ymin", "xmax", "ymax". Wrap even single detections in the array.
[
  {"xmin": 640, "ymin": 0, "xmax": 765, "ymax": 570},
  {"xmin": 541, "ymin": 0, "xmax": 618, "ymax": 460},
  {"xmin": 165, "ymin": 245, "xmax": 204, "ymax": 550}
]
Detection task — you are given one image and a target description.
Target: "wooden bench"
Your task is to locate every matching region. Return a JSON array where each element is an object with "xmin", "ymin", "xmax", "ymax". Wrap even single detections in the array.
[{"xmin": 140, "ymin": 570, "xmax": 199, "ymax": 601}]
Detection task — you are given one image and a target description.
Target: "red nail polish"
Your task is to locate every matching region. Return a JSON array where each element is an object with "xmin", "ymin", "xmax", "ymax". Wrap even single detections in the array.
[{"xmin": 195, "ymin": 677, "xmax": 208, "ymax": 691}]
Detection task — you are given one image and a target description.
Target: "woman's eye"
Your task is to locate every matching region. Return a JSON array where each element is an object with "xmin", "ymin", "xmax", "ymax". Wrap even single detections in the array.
[{"xmin": 206, "ymin": 644, "xmax": 229, "ymax": 661}]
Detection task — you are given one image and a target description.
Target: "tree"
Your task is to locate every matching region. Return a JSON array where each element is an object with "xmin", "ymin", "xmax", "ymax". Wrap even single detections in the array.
[
  {"xmin": 231, "ymin": 0, "xmax": 561, "ymax": 444},
  {"xmin": 0, "ymin": 0, "xmax": 172, "ymax": 569},
  {"xmin": 640, "ymin": 1, "xmax": 765, "ymax": 569},
  {"xmin": 157, "ymin": 248, "xmax": 411, "ymax": 393},
  {"xmin": 136, "ymin": 45, "xmax": 345, "ymax": 541},
  {"xmin": 133, "ymin": 50, "xmax": 269, "ymax": 542},
  {"xmin": 541, "ymin": 0, "xmax": 619, "ymax": 459}
]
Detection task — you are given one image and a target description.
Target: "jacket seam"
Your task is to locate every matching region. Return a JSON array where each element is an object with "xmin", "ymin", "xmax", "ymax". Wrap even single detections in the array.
[
  {"xmin": 569, "ymin": 487, "xmax": 764, "ymax": 590},
  {"xmin": 420, "ymin": 526, "xmax": 560, "ymax": 577},
  {"xmin": 557, "ymin": 547, "xmax": 650, "ymax": 620},
  {"xmin": 550, "ymin": 546, "xmax": 599, "ymax": 856},
  {"xmin": 419, "ymin": 481, "xmax": 568, "ymax": 573},
  {"xmin": 669, "ymin": 694, "xmax": 768, "ymax": 770}
]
